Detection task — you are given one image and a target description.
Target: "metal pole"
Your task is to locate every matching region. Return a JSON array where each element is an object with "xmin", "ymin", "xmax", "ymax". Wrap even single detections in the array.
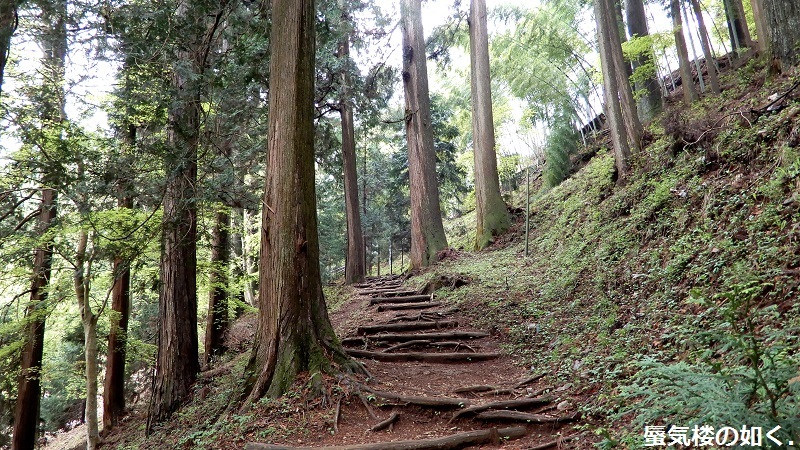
[{"xmin": 525, "ymin": 166, "xmax": 530, "ymax": 258}]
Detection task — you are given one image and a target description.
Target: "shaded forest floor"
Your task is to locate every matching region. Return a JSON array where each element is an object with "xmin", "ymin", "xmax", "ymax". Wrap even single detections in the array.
[{"xmin": 45, "ymin": 56, "xmax": 800, "ymax": 449}]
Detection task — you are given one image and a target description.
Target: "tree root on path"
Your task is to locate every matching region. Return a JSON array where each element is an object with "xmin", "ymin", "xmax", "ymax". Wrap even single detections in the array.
[
  {"xmin": 346, "ymin": 349, "xmax": 498, "ymax": 363},
  {"xmin": 363, "ymin": 388, "xmax": 472, "ymax": 408},
  {"xmin": 369, "ymin": 411, "xmax": 399, "ymax": 432},
  {"xmin": 382, "ymin": 340, "xmax": 477, "ymax": 353},
  {"xmin": 369, "ymin": 295, "xmax": 433, "ymax": 305},
  {"xmin": 377, "ymin": 302, "xmax": 441, "ymax": 312},
  {"xmin": 357, "ymin": 321, "xmax": 457, "ymax": 335},
  {"xmin": 342, "ymin": 331, "xmax": 488, "ymax": 346},
  {"xmin": 452, "ymin": 385, "xmax": 513, "ymax": 396},
  {"xmin": 450, "ymin": 396, "xmax": 553, "ymax": 421},
  {"xmin": 474, "ymin": 410, "xmax": 581, "ymax": 424},
  {"xmin": 244, "ymin": 426, "xmax": 529, "ymax": 450}
]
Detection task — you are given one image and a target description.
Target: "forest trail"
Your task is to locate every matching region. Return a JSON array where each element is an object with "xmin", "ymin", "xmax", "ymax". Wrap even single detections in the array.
[{"xmin": 246, "ymin": 275, "xmax": 583, "ymax": 450}]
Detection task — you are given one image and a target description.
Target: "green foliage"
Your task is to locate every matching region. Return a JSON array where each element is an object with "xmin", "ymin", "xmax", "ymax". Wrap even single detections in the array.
[
  {"xmin": 543, "ymin": 113, "xmax": 580, "ymax": 188},
  {"xmin": 621, "ymin": 283, "xmax": 800, "ymax": 444}
]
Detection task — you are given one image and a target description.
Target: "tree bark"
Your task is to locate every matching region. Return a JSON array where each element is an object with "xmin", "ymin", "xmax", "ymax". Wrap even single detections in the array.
[
  {"xmin": 0, "ymin": 0, "xmax": 16, "ymax": 98},
  {"xmin": 401, "ymin": 0, "xmax": 448, "ymax": 268},
  {"xmin": 103, "ymin": 125, "xmax": 134, "ymax": 431},
  {"xmin": 204, "ymin": 206, "xmax": 230, "ymax": 365},
  {"xmin": 671, "ymin": 0, "xmax": 698, "ymax": 104},
  {"xmin": 242, "ymin": 0, "xmax": 356, "ymax": 405},
  {"xmin": 12, "ymin": 1, "xmax": 65, "ymax": 447},
  {"xmin": 763, "ymin": 0, "xmax": 800, "ymax": 67},
  {"xmin": 147, "ymin": 2, "xmax": 201, "ymax": 429},
  {"xmin": 339, "ymin": 36, "xmax": 366, "ymax": 284},
  {"xmin": 469, "ymin": 0, "xmax": 509, "ymax": 250},
  {"xmin": 625, "ymin": 0, "xmax": 662, "ymax": 121},
  {"xmin": 690, "ymin": 0, "xmax": 721, "ymax": 94},
  {"xmin": 595, "ymin": 0, "xmax": 631, "ymax": 178}
]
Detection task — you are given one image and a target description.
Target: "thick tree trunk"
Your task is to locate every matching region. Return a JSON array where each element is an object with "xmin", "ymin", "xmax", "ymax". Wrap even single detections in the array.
[
  {"xmin": 231, "ymin": 208, "xmax": 248, "ymax": 317},
  {"xmin": 603, "ymin": 0, "xmax": 642, "ymax": 153},
  {"xmin": 0, "ymin": 0, "xmax": 16, "ymax": 97},
  {"xmin": 205, "ymin": 207, "xmax": 230, "ymax": 365},
  {"xmin": 147, "ymin": 3, "xmax": 201, "ymax": 427},
  {"xmin": 401, "ymin": 0, "xmax": 448, "ymax": 268},
  {"xmin": 103, "ymin": 125, "xmax": 134, "ymax": 431},
  {"xmin": 690, "ymin": 0, "xmax": 721, "ymax": 94},
  {"xmin": 339, "ymin": 36, "xmax": 365, "ymax": 284},
  {"xmin": 672, "ymin": 0, "xmax": 698, "ymax": 104},
  {"xmin": 625, "ymin": 0, "xmax": 662, "ymax": 121},
  {"xmin": 243, "ymin": 0, "xmax": 355, "ymax": 405},
  {"xmin": 12, "ymin": 192, "xmax": 55, "ymax": 450},
  {"xmin": 764, "ymin": 0, "xmax": 800, "ymax": 67},
  {"xmin": 469, "ymin": 0, "xmax": 509, "ymax": 250},
  {"xmin": 595, "ymin": 0, "xmax": 631, "ymax": 178}
]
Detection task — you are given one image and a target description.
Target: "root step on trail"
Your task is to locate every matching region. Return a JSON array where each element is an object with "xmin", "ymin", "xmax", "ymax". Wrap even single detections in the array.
[{"xmin": 244, "ymin": 426, "xmax": 529, "ymax": 450}]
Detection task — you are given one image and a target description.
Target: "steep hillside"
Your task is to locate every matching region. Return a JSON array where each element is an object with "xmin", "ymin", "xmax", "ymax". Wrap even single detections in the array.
[{"xmin": 85, "ymin": 62, "xmax": 800, "ymax": 450}]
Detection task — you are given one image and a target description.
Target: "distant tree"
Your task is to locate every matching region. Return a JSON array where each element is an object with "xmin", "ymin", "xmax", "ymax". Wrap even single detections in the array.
[
  {"xmin": 401, "ymin": 0, "xmax": 448, "ymax": 268},
  {"xmin": 689, "ymin": 0, "xmax": 721, "ymax": 94},
  {"xmin": 11, "ymin": 1, "xmax": 65, "ymax": 448},
  {"xmin": 763, "ymin": 0, "xmax": 800, "ymax": 67},
  {"xmin": 671, "ymin": 0, "xmax": 697, "ymax": 104},
  {"xmin": 242, "ymin": 0, "xmax": 356, "ymax": 403},
  {"xmin": 724, "ymin": 0, "xmax": 753, "ymax": 52},
  {"xmin": 596, "ymin": 0, "xmax": 631, "ymax": 177},
  {"xmin": 625, "ymin": 0, "xmax": 663, "ymax": 121},
  {"xmin": 338, "ymin": 33, "xmax": 366, "ymax": 284},
  {"xmin": 750, "ymin": 0, "xmax": 769, "ymax": 53},
  {"xmin": 469, "ymin": 0, "xmax": 509, "ymax": 250}
]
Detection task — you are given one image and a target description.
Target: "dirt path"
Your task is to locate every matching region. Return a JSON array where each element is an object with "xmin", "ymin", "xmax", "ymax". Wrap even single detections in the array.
[{"xmin": 247, "ymin": 275, "xmax": 584, "ymax": 450}]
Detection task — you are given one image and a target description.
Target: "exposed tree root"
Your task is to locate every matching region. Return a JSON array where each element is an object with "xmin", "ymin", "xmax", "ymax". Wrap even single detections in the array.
[
  {"xmin": 452, "ymin": 385, "xmax": 513, "ymax": 396},
  {"xmin": 346, "ymin": 349, "xmax": 499, "ymax": 363},
  {"xmin": 388, "ymin": 312, "xmax": 449, "ymax": 323},
  {"xmin": 525, "ymin": 432, "xmax": 584, "ymax": 450},
  {"xmin": 357, "ymin": 320, "xmax": 458, "ymax": 334},
  {"xmin": 341, "ymin": 331, "xmax": 488, "ymax": 345},
  {"xmin": 376, "ymin": 302, "xmax": 440, "ymax": 312},
  {"xmin": 244, "ymin": 426, "xmax": 528, "ymax": 450},
  {"xmin": 474, "ymin": 410, "xmax": 581, "ymax": 424},
  {"xmin": 368, "ymin": 295, "xmax": 433, "ymax": 305},
  {"xmin": 382, "ymin": 340, "xmax": 475, "ymax": 353},
  {"xmin": 364, "ymin": 388, "xmax": 471, "ymax": 408},
  {"xmin": 513, "ymin": 373, "xmax": 547, "ymax": 388},
  {"xmin": 369, "ymin": 412, "xmax": 399, "ymax": 432},
  {"xmin": 450, "ymin": 396, "xmax": 553, "ymax": 421}
]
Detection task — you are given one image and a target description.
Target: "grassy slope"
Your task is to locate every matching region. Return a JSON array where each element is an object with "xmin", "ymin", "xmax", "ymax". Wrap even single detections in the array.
[
  {"xmin": 410, "ymin": 62, "xmax": 800, "ymax": 446},
  {"xmin": 100, "ymin": 61, "xmax": 799, "ymax": 449}
]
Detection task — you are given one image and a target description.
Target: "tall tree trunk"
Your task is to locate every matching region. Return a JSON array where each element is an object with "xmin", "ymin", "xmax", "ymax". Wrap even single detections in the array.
[
  {"xmin": 103, "ymin": 125, "xmax": 134, "ymax": 431},
  {"xmin": 401, "ymin": 0, "xmax": 448, "ymax": 268},
  {"xmin": 0, "ymin": 0, "xmax": 16, "ymax": 97},
  {"xmin": 750, "ymin": 0, "xmax": 769, "ymax": 53},
  {"xmin": 690, "ymin": 0, "xmax": 721, "ymax": 94},
  {"xmin": 672, "ymin": 0, "xmax": 698, "ymax": 104},
  {"xmin": 603, "ymin": 0, "xmax": 642, "ymax": 152},
  {"xmin": 763, "ymin": 0, "xmax": 800, "ymax": 67},
  {"xmin": 147, "ymin": 2, "xmax": 201, "ymax": 428},
  {"xmin": 625, "ymin": 0, "xmax": 662, "ymax": 121},
  {"xmin": 242, "ymin": 0, "xmax": 356, "ymax": 405},
  {"xmin": 12, "ymin": 1, "xmax": 65, "ymax": 447},
  {"xmin": 469, "ymin": 0, "xmax": 509, "ymax": 250},
  {"xmin": 595, "ymin": 0, "xmax": 631, "ymax": 178},
  {"xmin": 12, "ymin": 192, "xmax": 56, "ymax": 450},
  {"xmin": 231, "ymin": 208, "xmax": 247, "ymax": 317},
  {"xmin": 613, "ymin": 0, "xmax": 633, "ymax": 79},
  {"xmin": 338, "ymin": 36, "xmax": 365, "ymax": 284},
  {"xmin": 204, "ymin": 206, "xmax": 230, "ymax": 365}
]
